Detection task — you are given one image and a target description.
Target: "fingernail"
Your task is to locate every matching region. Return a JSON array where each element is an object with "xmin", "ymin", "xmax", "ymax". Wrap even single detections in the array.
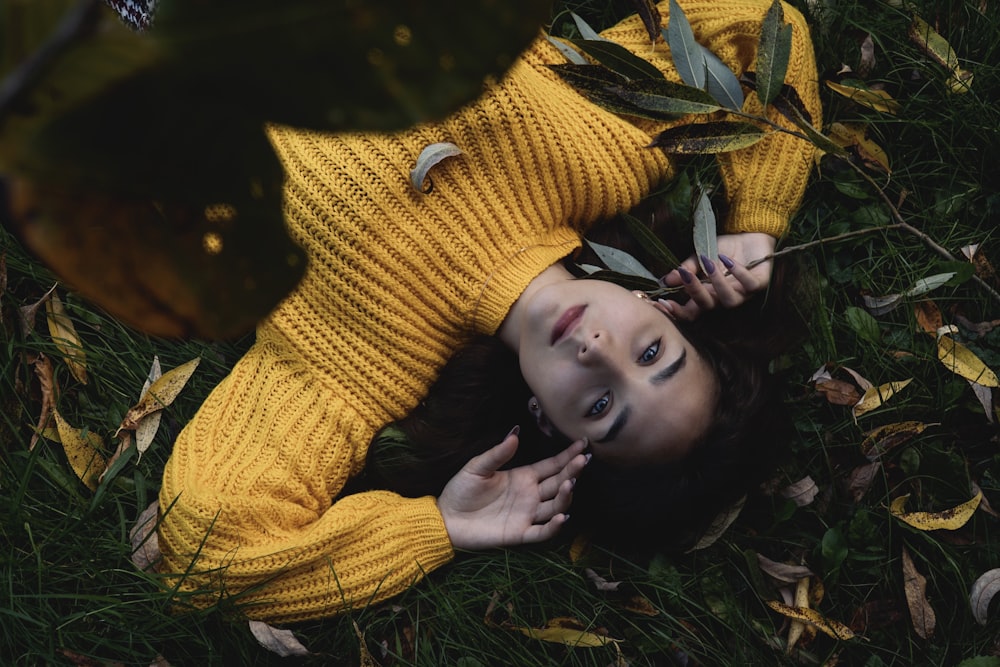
[
  {"xmin": 507, "ymin": 425, "xmax": 520, "ymax": 438},
  {"xmin": 677, "ymin": 267, "xmax": 693, "ymax": 284},
  {"xmin": 570, "ymin": 477, "xmax": 577, "ymax": 488},
  {"xmin": 584, "ymin": 453, "xmax": 593, "ymax": 465},
  {"xmin": 719, "ymin": 254, "xmax": 735, "ymax": 270},
  {"xmin": 700, "ymin": 255, "xmax": 716, "ymax": 275},
  {"xmin": 563, "ymin": 513, "xmax": 571, "ymax": 522}
]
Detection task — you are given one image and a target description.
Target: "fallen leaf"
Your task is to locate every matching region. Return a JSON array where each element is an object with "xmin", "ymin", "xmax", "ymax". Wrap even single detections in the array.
[
  {"xmin": 861, "ymin": 293, "xmax": 902, "ymax": 315},
  {"xmin": 914, "ymin": 301, "xmax": 943, "ymax": 333},
  {"xmin": 757, "ymin": 555, "xmax": 814, "ymax": 584},
  {"xmin": 907, "ymin": 272, "xmax": 956, "ymax": 297},
  {"xmin": 129, "ymin": 500, "xmax": 161, "ymax": 571},
  {"xmin": 28, "ymin": 353, "xmax": 57, "ymax": 451},
  {"xmin": 809, "ymin": 364, "xmax": 833, "ymax": 383},
  {"xmin": 56, "ymin": 649, "xmax": 124, "ymax": 667},
  {"xmin": 118, "ymin": 358, "xmax": 201, "ymax": 432},
  {"xmin": 955, "ymin": 313, "xmax": 1000, "ymax": 339},
  {"xmin": 52, "ymin": 409, "xmax": 106, "ymax": 492},
  {"xmin": 585, "ymin": 568, "xmax": 622, "ymax": 592},
  {"xmin": 514, "ymin": 617, "xmax": 618, "ymax": 647},
  {"xmin": 970, "ymin": 568, "xmax": 1000, "ymax": 625},
  {"xmin": 937, "ymin": 336, "xmax": 999, "ymax": 387},
  {"xmin": 909, "ymin": 14, "xmax": 973, "ymax": 93},
  {"xmin": 968, "ymin": 381, "xmax": 994, "ymax": 423},
  {"xmin": 353, "ymin": 621, "xmax": 378, "ymax": 667},
  {"xmin": 688, "ymin": 495, "xmax": 746, "ymax": 550},
  {"xmin": 852, "ymin": 379, "xmax": 913, "ymax": 422},
  {"xmin": 569, "ymin": 533, "xmax": 590, "ymax": 563},
  {"xmin": 825, "ymin": 80, "xmax": 900, "ymax": 114},
  {"xmin": 786, "ymin": 576, "xmax": 811, "ymax": 652},
  {"xmin": 845, "ymin": 462, "xmax": 880, "ymax": 502},
  {"xmin": 781, "ymin": 478, "xmax": 818, "ymax": 507},
  {"xmin": 860, "ymin": 421, "xmax": 935, "ymax": 460},
  {"xmin": 135, "ymin": 356, "xmax": 164, "ymax": 459},
  {"xmin": 972, "ymin": 482, "xmax": 999, "ymax": 519},
  {"xmin": 46, "ymin": 290, "xmax": 88, "ymax": 385},
  {"xmin": 19, "ymin": 283, "xmax": 57, "ymax": 339},
  {"xmin": 100, "ymin": 431, "xmax": 133, "ymax": 484},
  {"xmin": 248, "ymin": 621, "xmax": 311, "ymax": 657},
  {"xmin": 624, "ymin": 595, "xmax": 660, "ymax": 616},
  {"xmin": 901, "ymin": 547, "xmax": 936, "ymax": 639},
  {"xmin": 765, "ymin": 600, "xmax": 855, "ymax": 640},
  {"xmin": 410, "ymin": 142, "xmax": 464, "ymax": 193},
  {"xmin": 858, "ymin": 33, "xmax": 876, "ymax": 77},
  {"xmin": 828, "ymin": 122, "xmax": 890, "ymax": 173},
  {"xmin": 841, "ymin": 366, "xmax": 873, "ymax": 391},
  {"xmin": 816, "ymin": 379, "xmax": 862, "ymax": 406},
  {"xmin": 890, "ymin": 491, "xmax": 982, "ymax": 531}
]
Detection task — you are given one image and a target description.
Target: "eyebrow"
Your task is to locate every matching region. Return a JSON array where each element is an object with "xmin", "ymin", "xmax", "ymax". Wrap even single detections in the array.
[{"xmin": 595, "ymin": 348, "xmax": 688, "ymax": 444}]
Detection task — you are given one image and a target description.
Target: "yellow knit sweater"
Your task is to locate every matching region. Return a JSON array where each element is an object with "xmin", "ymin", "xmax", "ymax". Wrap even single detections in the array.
[{"xmin": 158, "ymin": 0, "xmax": 820, "ymax": 623}]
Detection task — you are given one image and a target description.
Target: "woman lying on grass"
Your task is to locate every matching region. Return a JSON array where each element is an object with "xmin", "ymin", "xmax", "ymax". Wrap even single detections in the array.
[{"xmin": 156, "ymin": 0, "xmax": 821, "ymax": 623}]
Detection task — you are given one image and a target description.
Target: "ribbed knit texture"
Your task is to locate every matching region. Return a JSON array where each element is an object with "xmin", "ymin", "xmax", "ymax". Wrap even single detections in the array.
[{"xmin": 157, "ymin": 0, "xmax": 820, "ymax": 623}]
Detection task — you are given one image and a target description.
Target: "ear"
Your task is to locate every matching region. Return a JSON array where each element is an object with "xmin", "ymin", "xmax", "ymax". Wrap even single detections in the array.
[{"xmin": 527, "ymin": 396, "xmax": 555, "ymax": 437}]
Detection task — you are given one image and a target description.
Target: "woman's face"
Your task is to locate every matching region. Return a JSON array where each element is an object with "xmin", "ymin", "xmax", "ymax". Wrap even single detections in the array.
[{"xmin": 516, "ymin": 277, "xmax": 717, "ymax": 466}]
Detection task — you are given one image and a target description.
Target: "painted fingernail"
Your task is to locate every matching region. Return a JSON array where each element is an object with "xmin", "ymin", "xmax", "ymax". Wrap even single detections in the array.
[
  {"xmin": 570, "ymin": 477, "xmax": 577, "ymax": 488},
  {"xmin": 507, "ymin": 425, "xmax": 520, "ymax": 438},
  {"xmin": 700, "ymin": 255, "xmax": 716, "ymax": 275},
  {"xmin": 719, "ymin": 254, "xmax": 735, "ymax": 270},
  {"xmin": 584, "ymin": 453, "xmax": 593, "ymax": 465},
  {"xmin": 677, "ymin": 267, "xmax": 693, "ymax": 284}
]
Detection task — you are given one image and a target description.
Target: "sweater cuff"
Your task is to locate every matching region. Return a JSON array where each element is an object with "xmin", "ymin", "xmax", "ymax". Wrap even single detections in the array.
[
  {"xmin": 725, "ymin": 197, "xmax": 791, "ymax": 239},
  {"xmin": 472, "ymin": 227, "xmax": 583, "ymax": 335},
  {"xmin": 408, "ymin": 495, "xmax": 457, "ymax": 571}
]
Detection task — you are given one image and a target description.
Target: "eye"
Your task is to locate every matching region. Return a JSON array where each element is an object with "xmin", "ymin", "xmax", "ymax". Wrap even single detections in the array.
[
  {"xmin": 587, "ymin": 392, "xmax": 610, "ymax": 417},
  {"xmin": 639, "ymin": 338, "xmax": 661, "ymax": 364}
]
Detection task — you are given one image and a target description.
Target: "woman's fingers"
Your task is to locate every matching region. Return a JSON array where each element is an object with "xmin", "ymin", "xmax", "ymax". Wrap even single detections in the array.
[
  {"xmin": 530, "ymin": 438, "xmax": 588, "ymax": 480},
  {"xmin": 464, "ymin": 429, "xmax": 520, "ymax": 476},
  {"xmin": 533, "ymin": 478, "xmax": 574, "ymax": 524}
]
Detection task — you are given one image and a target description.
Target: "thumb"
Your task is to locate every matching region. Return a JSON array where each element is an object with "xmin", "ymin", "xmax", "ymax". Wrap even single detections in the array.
[{"xmin": 465, "ymin": 428, "xmax": 519, "ymax": 476}]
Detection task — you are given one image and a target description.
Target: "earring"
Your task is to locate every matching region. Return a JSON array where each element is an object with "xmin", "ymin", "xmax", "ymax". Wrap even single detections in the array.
[{"xmin": 634, "ymin": 291, "xmax": 649, "ymax": 300}]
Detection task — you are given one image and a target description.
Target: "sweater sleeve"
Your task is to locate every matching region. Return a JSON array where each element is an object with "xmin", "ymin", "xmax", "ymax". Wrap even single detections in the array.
[
  {"xmin": 157, "ymin": 331, "xmax": 454, "ymax": 624},
  {"xmin": 598, "ymin": 0, "xmax": 822, "ymax": 237}
]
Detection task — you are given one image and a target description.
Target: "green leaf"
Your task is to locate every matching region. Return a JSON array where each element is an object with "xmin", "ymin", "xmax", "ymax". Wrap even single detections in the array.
[
  {"xmin": 632, "ymin": 0, "xmax": 663, "ymax": 43},
  {"xmin": 755, "ymin": 0, "xmax": 793, "ymax": 106},
  {"xmin": 666, "ymin": 0, "xmax": 706, "ymax": 89},
  {"xmin": 609, "ymin": 78, "xmax": 722, "ymax": 115},
  {"xmin": 692, "ymin": 188, "xmax": 718, "ymax": 274},
  {"xmin": 586, "ymin": 240, "xmax": 658, "ymax": 280},
  {"xmin": 622, "ymin": 214, "xmax": 681, "ymax": 273},
  {"xmin": 956, "ymin": 658, "xmax": 1000, "ymax": 667},
  {"xmin": 701, "ymin": 45, "xmax": 744, "ymax": 110},
  {"xmin": 569, "ymin": 38, "xmax": 664, "ymax": 81},
  {"xmin": 649, "ymin": 121, "xmax": 767, "ymax": 154},
  {"xmin": 845, "ymin": 306, "xmax": 882, "ymax": 343},
  {"xmin": 550, "ymin": 64, "xmax": 670, "ymax": 121},
  {"xmin": 570, "ymin": 11, "xmax": 607, "ymax": 41},
  {"xmin": 546, "ymin": 36, "xmax": 587, "ymax": 65}
]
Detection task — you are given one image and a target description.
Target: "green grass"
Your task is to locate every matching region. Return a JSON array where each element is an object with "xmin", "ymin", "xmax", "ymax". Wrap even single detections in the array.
[{"xmin": 2, "ymin": 0, "xmax": 1000, "ymax": 664}]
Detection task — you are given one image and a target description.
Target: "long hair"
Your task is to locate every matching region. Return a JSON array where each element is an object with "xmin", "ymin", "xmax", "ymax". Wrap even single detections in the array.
[{"xmin": 357, "ymin": 253, "xmax": 809, "ymax": 549}]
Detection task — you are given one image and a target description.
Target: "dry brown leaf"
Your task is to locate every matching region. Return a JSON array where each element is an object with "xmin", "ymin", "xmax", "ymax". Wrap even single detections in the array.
[
  {"xmin": 765, "ymin": 600, "xmax": 855, "ymax": 640},
  {"xmin": 624, "ymin": 595, "xmax": 660, "ymax": 616},
  {"xmin": 860, "ymin": 421, "xmax": 934, "ymax": 460},
  {"xmin": 56, "ymin": 649, "xmax": 125, "ymax": 667},
  {"xmin": 19, "ymin": 283, "xmax": 57, "ymax": 339},
  {"xmin": 28, "ymin": 353, "xmax": 57, "ymax": 451},
  {"xmin": 52, "ymin": 409, "xmax": 105, "ymax": 491},
  {"xmin": 914, "ymin": 301, "xmax": 944, "ymax": 333},
  {"xmin": 569, "ymin": 533, "xmax": 591, "ymax": 563},
  {"xmin": 954, "ymin": 313, "xmax": 1000, "ymax": 339},
  {"xmin": 585, "ymin": 568, "xmax": 622, "ymax": 592},
  {"xmin": 816, "ymin": 379, "xmax": 862, "ymax": 406},
  {"xmin": 129, "ymin": 500, "xmax": 161, "ymax": 571},
  {"xmin": 970, "ymin": 568, "xmax": 1000, "ymax": 625},
  {"xmin": 937, "ymin": 336, "xmax": 999, "ymax": 387},
  {"xmin": 890, "ymin": 491, "xmax": 982, "ymax": 531},
  {"xmin": 901, "ymin": 547, "xmax": 936, "ymax": 639},
  {"xmin": 757, "ymin": 555, "xmax": 814, "ymax": 584},
  {"xmin": 688, "ymin": 495, "xmax": 746, "ymax": 550},
  {"xmin": 852, "ymin": 379, "xmax": 913, "ymax": 422},
  {"xmin": 46, "ymin": 290, "xmax": 88, "ymax": 385},
  {"xmin": 248, "ymin": 621, "xmax": 311, "ymax": 657},
  {"xmin": 118, "ymin": 357, "xmax": 200, "ymax": 432},
  {"xmin": 135, "ymin": 356, "xmax": 164, "ymax": 459},
  {"xmin": 972, "ymin": 482, "xmax": 999, "ymax": 519},
  {"xmin": 845, "ymin": 462, "xmax": 881, "ymax": 503},
  {"xmin": 858, "ymin": 33, "xmax": 876, "ymax": 77},
  {"xmin": 781, "ymin": 477, "xmax": 819, "ymax": 507},
  {"xmin": 968, "ymin": 381, "xmax": 994, "ymax": 423}
]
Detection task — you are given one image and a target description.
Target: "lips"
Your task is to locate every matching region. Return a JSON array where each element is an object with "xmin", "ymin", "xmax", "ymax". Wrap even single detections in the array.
[{"xmin": 551, "ymin": 305, "xmax": 585, "ymax": 345}]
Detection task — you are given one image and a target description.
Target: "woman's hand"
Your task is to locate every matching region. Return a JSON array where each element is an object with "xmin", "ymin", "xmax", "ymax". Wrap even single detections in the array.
[
  {"xmin": 437, "ymin": 431, "xmax": 589, "ymax": 551},
  {"xmin": 659, "ymin": 232, "xmax": 777, "ymax": 321}
]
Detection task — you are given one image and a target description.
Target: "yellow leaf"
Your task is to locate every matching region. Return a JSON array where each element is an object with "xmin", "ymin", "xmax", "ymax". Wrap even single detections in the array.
[
  {"xmin": 852, "ymin": 379, "xmax": 912, "ymax": 421},
  {"xmin": 787, "ymin": 576, "xmax": 811, "ymax": 652},
  {"xmin": 937, "ymin": 336, "xmax": 999, "ymax": 387},
  {"xmin": 118, "ymin": 358, "xmax": 200, "ymax": 431},
  {"xmin": 828, "ymin": 122, "xmax": 891, "ymax": 173},
  {"xmin": 569, "ymin": 533, "xmax": 591, "ymax": 563},
  {"xmin": 909, "ymin": 15, "xmax": 974, "ymax": 94},
  {"xmin": 45, "ymin": 291, "xmax": 87, "ymax": 385},
  {"xmin": 52, "ymin": 410, "xmax": 105, "ymax": 491},
  {"xmin": 765, "ymin": 600, "xmax": 855, "ymax": 640},
  {"xmin": 890, "ymin": 491, "xmax": 982, "ymax": 530},
  {"xmin": 135, "ymin": 356, "xmax": 164, "ymax": 459},
  {"xmin": 860, "ymin": 421, "xmax": 935, "ymax": 460},
  {"xmin": 901, "ymin": 547, "xmax": 936, "ymax": 639},
  {"xmin": 514, "ymin": 617, "xmax": 618, "ymax": 648},
  {"xmin": 825, "ymin": 80, "xmax": 900, "ymax": 115}
]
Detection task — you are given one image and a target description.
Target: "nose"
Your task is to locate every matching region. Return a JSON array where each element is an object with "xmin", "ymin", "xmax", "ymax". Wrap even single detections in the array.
[{"xmin": 578, "ymin": 330, "xmax": 611, "ymax": 363}]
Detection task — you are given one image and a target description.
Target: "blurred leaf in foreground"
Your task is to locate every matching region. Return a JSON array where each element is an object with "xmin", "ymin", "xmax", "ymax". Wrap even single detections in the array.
[{"xmin": 909, "ymin": 14, "xmax": 973, "ymax": 93}]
